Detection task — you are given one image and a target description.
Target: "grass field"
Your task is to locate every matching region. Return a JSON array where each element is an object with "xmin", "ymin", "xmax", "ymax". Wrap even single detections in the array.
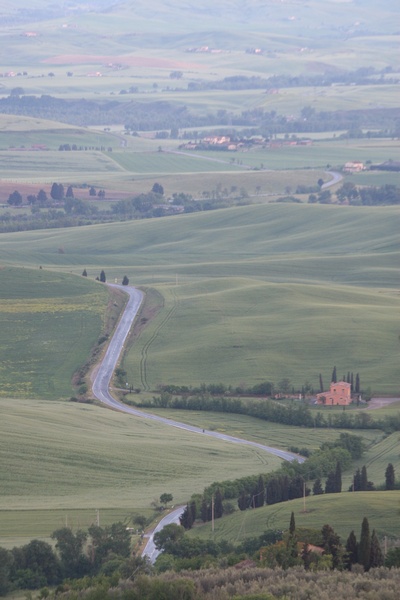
[
  {"xmin": 186, "ymin": 491, "xmax": 400, "ymax": 542},
  {"xmin": 1, "ymin": 203, "xmax": 399, "ymax": 393},
  {"xmin": 0, "ymin": 267, "xmax": 109, "ymax": 398},
  {"xmin": 0, "ymin": 397, "xmax": 284, "ymax": 547}
]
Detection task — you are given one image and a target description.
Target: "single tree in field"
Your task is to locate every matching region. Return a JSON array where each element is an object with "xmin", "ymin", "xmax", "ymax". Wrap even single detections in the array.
[
  {"xmin": 369, "ymin": 529, "xmax": 384, "ymax": 568},
  {"xmin": 37, "ymin": 189, "xmax": 48, "ymax": 206},
  {"xmin": 99, "ymin": 270, "xmax": 106, "ymax": 283},
  {"xmin": 358, "ymin": 517, "xmax": 371, "ymax": 570},
  {"xmin": 319, "ymin": 373, "xmax": 324, "ymax": 393},
  {"xmin": 66, "ymin": 185, "xmax": 74, "ymax": 198},
  {"xmin": 331, "ymin": 366, "xmax": 337, "ymax": 383},
  {"xmin": 159, "ymin": 493, "xmax": 173, "ymax": 507},
  {"xmin": 122, "ymin": 275, "xmax": 129, "ymax": 286},
  {"xmin": 7, "ymin": 190, "xmax": 23, "ymax": 206},
  {"xmin": 355, "ymin": 373, "xmax": 360, "ymax": 393},
  {"xmin": 385, "ymin": 463, "xmax": 395, "ymax": 490},
  {"xmin": 152, "ymin": 182, "xmax": 164, "ymax": 195},
  {"xmin": 289, "ymin": 511, "xmax": 296, "ymax": 536},
  {"xmin": 82, "ymin": 269, "xmax": 87, "ymax": 277},
  {"xmin": 89, "ymin": 186, "xmax": 97, "ymax": 196}
]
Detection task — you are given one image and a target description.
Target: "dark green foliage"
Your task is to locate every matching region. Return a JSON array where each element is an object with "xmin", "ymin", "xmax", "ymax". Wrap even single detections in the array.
[
  {"xmin": 313, "ymin": 478, "xmax": 324, "ymax": 495},
  {"xmin": 87, "ymin": 522, "xmax": 131, "ymax": 571},
  {"xmin": 82, "ymin": 268, "xmax": 87, "ymax": 277},
  {"xmin": 345, "ymin": 530, "xmax": 358, "ymax": 569},
  {"xmin": 361, "ymin": 465, "xmax": 368, "ymax": 491},
  {"xmin": 385, "ymin": 547, "xmax": 400, "ymax": 568},
  {"xmin": 289, "ymin": 512, "xmax": 296, "ymax": 536},
  {"xmin": 214, "ymin": 488, "xmax": 224, "ymax": 519},
  {"xmin": 66, "ymin": 186, "xmax": 74, "ymax": 198},
  {"xmin": 152, "ymin": 183, "xmax": 164, "ymax": 195},
  {"xmin": 153, "ymin": 524, "xmax": 185, "ymax": 554},
  {"xmin": 180, "ymin": 504, "xmax": 194, "ymax": 530},
  {"xmin": 385, "ymin": 463, "xmax": 395, "ymax": 490},
  {"xmin": 331, "ymin": 366, "xmax": 337, "ymax": 383},
  {"xmin": 321, "ymin": 524, "xmax": 343, "ymax": 569},
  {"xmin": 122, "ymin": 275, "xmax": 129, "ymax": 285},
  {"xmin": 7, "ymin": 190, "xmax": 23, "ymax": 206},
  {"xmin": 359, "ymin": 517, "xmax": 371, "ymax": 571},
  {"xmin": 99, "ymin": 270, "xmax": 106, "ymax": 283},
  {"xmin": 50, "ymin": 183, "xmax": 64, "ymax": 200},
  {"xmin": 370, "ymin": 529, "xmax": 384, "ymax": 569},
  {"xmin": 51, "ymin": 528, "xmax": 90, "ymax": 579},
  {"xmin": 0, "ymin": 547, "xmax": 12, "ymax": 596},
  {"xmin": 159, "ymin": 493, "xmax": 173, "ymax": 506}
]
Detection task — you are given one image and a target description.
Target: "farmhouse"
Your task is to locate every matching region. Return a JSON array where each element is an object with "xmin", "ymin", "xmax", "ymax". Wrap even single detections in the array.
[
  {"xmin": 316, "ymin": 381, "xmax": 352, "ymax": 406},
  {"xmin": 343, "ymin": 161, "xmax": 365, "ymax": 172}
]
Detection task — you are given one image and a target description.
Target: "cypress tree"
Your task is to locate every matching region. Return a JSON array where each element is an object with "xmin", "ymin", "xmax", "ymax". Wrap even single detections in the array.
[
  {"xmin": 190, "ymin": 500, "xmax": 197, "ymax": 523},
  {"xmin": 179, "ymin": 503, "xmax": 193, "ymax": 529},
  {"xmin": 238, "ymin": 491, "xmax": 248, "ymax": 511},
  {"xmin": 289, "ymin": 511, "xmax": 296, "ymax": 536},
  {"xmin": 99, "ymin": 270, "xmax": 106, "ymax": 283},
  {"xmin": 255, "ymin": 475, "xmax": 265, "ymax": 508},
  {"xmin": 214, "ymin": 488, "xmax": 224, "ymax": 519},
  {"xmin": 360, "ymin": 465, "xmax": 368, "ymax": 491},
  {"xmin": 322, "ymin": 524, "xmax": 343, "ymax": 570},
  {"xmin": 351, "ymin": 372, "xmax": 354, "ymax": 392},
  {"xmin": 385, "ymin": 463, "xmax": 395, "ymax": 490},
  {"xmin": 325, "ymin": 471, "xmax": 336, "ymax": 494},
  {"xmin": 82, "ymin": 269, "xmax": 87, "ymax": 277},
  {"xmin": 345, "ymin": 530, "xmax": 358, "ymax": 569},
  {"xmin": 319, "ymin": 373, "xmax": 324, "ymax": 393},
  {"xmin": 331, "ymin": 366, "xmax": 337, "ymax": 383},
  {"xmin": 355, "ymin": 373, "xmax": 360, "ymax": 393},
  {"xmin": 201, "ymin": 496, "xmax": 209, "ymax": 521},
  {"xmin": 370, "ymin": 529, "xmax": 384, "ymax": 568},
  {"xmin": 359, "ymin": 517, "xmax": 371, "ymax": 570},
  {"xmin": 313, "ymin": 478, "xmax": 324, "ymax": 495},
  {"xmin": 301, "ymin": 542, "xmax": 312, "ymax": 570},
  {"xmin": 353, "ymin": 468, "xmax": 361, "ymax": 491},
  {"xmin": 335, "ymin": 461, "xmax": 342, "ymax": 493}
]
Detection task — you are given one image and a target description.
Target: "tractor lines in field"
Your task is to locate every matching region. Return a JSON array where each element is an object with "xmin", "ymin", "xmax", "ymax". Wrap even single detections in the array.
[{"xmin": 139, "ymin": 288, "xmax": 179, "ymax": 391}]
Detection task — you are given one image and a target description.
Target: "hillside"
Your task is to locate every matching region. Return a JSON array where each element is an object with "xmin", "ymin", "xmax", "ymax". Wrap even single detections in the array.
[{"xmin": 1, "ymin": 203, "xmax": 399, "ymax": 392}]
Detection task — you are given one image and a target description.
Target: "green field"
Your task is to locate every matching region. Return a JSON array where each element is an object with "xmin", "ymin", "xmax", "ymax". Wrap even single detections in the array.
[
  {"xmin": 0, "ymin": 203, "xmax": 399, "ymax": 393},
  {"xmin": 186, "ymin": 491, "xmax": 400, "ymax": 542},
  {"xmin": 0, "ymin": 397, "xmax": 284, "ymax": 547},
  {"xmin": 0, "ymin": 267, "xmax": 109, "ymax": 398}
]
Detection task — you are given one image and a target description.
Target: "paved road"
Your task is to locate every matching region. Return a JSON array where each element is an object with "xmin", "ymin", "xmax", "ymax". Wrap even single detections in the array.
[
  {"xmin": 92, "ymin": 284, "xmax": 305, "ymax": 562},
  {"xmin": 141, "ymin": 506, "xmax": 186, "ymax": 563},
  {"xmin": 93, "ymin": 285, "xmax": 305, "ymax": 463}
]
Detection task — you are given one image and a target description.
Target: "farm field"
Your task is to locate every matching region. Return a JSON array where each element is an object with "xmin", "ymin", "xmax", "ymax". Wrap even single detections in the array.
[
  {"xmin": 0, "ymin": 203, "xmax": 399, "ymax": 393},
  {"xmin": 0, "ymin": 0, "xmax": 399, "ymax": 560},
  {"xmin": 0, "ymin": 267, "xmax": 109, "ymax": 398},
  {"xmin": 186, "ymin": 490, "xmax": 400, "ymax": 542},
  {"xmin": 0, "ymin": 396, "xmax": 284, "ymax": 548}
]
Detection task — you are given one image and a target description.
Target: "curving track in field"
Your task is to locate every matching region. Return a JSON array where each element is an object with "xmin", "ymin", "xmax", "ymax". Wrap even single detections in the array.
[{"xmin": 93, "ymin": 284, "xmax": 305, "ymax": 463}]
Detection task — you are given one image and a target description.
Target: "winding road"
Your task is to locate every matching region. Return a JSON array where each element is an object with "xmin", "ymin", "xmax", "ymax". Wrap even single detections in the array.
[{"xmin": 92, "ymin": 284, "xmax": 305, "ymax": 561}]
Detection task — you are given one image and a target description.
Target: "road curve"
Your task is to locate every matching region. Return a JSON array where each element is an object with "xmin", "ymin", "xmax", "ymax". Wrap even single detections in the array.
[{"xmin": 93, "ymin": 284, "xmax": 305, "ymax": 463}]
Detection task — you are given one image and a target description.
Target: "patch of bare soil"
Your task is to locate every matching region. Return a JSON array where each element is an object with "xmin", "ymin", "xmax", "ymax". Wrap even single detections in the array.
[{"xmin": 367, "ymin": 397, "xmax": 400, "ymax": 410}]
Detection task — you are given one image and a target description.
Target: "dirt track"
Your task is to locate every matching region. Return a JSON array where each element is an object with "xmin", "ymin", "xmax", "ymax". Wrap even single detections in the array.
[{"xmin": 367, "ymin": 397, "xmax": 400, "ymax": 410}]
